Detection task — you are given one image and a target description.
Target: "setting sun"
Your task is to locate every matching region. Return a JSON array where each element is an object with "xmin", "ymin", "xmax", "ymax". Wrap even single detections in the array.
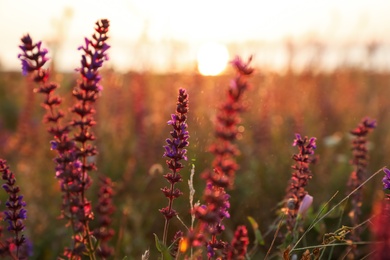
[{"xmin": 197, "ymin": 42, "xmax": 229, "ymax": 76}]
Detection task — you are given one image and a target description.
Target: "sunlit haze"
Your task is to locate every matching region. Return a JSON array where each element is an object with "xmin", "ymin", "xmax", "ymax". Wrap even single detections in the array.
[
  {"xmin": 1, "ymin": 0, "xmax": 390, "ymax": 73},
  {"xmin": 197, "ymin": 42, "xmax": 229, "ymax": 76}
]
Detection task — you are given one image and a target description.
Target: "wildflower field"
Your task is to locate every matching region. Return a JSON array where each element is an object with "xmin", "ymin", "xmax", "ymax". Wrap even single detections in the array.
[{"xmin": 0, "ymin": 19, "xmax": 390, "ymax": 259}]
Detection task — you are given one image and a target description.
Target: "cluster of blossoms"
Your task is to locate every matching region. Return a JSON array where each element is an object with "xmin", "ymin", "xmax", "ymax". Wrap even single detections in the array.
[
  {"xmin": 227, "ymin": 225, "xmax": 250, "ymax": 260},
  {"xmin": 190, "ymin": 56, "xmax": 254, "ymax": 258},
  {"xmin": 18, "ymin": 19, "xmax": 114, "ymax": 259},
  {"xmin": 18, "ymin": 35, "xmax": 49, "ymax": 77},
  {"xmin": 209, "ymin": 56, "xmax": 254, "ymax": 188},
  {"xmin": 347, "ymin": 117, "xmax": 376, "ymax": 218},
  {"xmin": 0, "ymin": 159, "xmax": 29, "ymax": 259},
  {"xmin": 284, "ymin": 134, "xmax": 317, "ymax": 232},
  {"xmin": 62, "ymin": 19, "xmax": 111, "ymax": 257},
  {"xmin": 383, "ymin": 168, "xmax": 390, "ymax": 191},
  {"xmin": 93, "ymin": 176, "xmax": 115, "ymax": 258},
  {"xmin": 346, "ymin": 117, "xmax": 376, "ymax": 257},
  {"xmin": 160, "ymin": 88, "xmax": 189, "ymax": 245}
]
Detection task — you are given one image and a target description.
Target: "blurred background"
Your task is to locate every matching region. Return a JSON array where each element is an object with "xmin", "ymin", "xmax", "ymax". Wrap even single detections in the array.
[
  {"xmin": 1, "ymin": 0, "xmax": 390, "ymax": 74},
  {"xmin": 1, "ymin": 0, "xmax": 390, "ymax": 259}
]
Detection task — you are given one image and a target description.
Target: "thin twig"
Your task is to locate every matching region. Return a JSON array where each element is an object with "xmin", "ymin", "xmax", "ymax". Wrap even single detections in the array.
[{"xmin": 265, "ymin": 215, "xmax": 285, "ymax": 260}]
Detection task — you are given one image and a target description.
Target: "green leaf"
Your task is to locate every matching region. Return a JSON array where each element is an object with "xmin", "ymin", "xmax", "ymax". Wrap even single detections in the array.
[
  {"xmin": 247, "ymin": 216, "xmax": 264, "ymax": 246},
  {"xmin": 153, "ymin": 234, "xmax": 173, "ymax": 260}
]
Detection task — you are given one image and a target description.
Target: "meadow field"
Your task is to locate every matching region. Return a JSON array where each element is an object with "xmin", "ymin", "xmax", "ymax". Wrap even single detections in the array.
[{"xmin": 0, "ymin": 19, "xmax": 390, "ymax": 260}]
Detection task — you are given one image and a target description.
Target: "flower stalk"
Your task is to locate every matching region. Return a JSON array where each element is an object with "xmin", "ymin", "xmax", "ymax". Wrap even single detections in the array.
[
  {"xmin": 346, "ymin": 117, "xmax": 376, "ymax": 258},
  {"xmin": 0, "ymin": 159, "xmax": 27, "ymax": 259},
  {"xmin": 160, "ymin": 88, "xmax": 189, "ymax": 246},
  {"xmin": 18, "ymin": 19, "xmax": 110, "ymax": 259},
  {"xmin": 284, "ymin": 134, "xmax": 317, "ymax": 238},
  {"xmin": 191, "ymin": 56, "xmax": 254, "ymax": 258}
]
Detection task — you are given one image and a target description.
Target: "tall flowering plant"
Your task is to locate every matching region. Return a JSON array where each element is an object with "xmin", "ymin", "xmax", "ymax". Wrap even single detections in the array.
[
  {"xmin": 283, "ymin": 134, "xmax": 316, "ymax": 242},
  {"xmin": 189, "ymin": 56, "xmax": 254, "ymax": 259},
  {"xmin": 346, "ymin": 117, "xmax": 376, "ymax": 258},
  {"xmin": 18, "ymin": 19, "xmax": 113, "ymax": 259},
  {"xmin": 159, "ymin": 88, "xmax": 189, "ymax": 247},
  {"xmin": 0, "ymin": 159, "xmax": 28, "ymax": 259}
]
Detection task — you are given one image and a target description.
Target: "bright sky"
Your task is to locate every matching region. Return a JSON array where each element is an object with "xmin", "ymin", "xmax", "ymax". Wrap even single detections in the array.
[{"xmin": 1, "ymin": 0, "xmax": 390, "ymax": 72}]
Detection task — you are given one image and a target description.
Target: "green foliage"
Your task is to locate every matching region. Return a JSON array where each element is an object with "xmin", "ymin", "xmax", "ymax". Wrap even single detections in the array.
[
  {"xmin": 153, "ymin": 234, "xmax": 172, "ymax": 260},
  {"xmin": 247, "ymin": 216, "xmax": 264, "ymax": 246}
]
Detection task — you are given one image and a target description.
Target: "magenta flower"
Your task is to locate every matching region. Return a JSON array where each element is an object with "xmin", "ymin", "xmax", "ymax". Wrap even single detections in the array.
[{"xmin": 230, "ymin": 55, "xmax": 254, "ymax": 75}]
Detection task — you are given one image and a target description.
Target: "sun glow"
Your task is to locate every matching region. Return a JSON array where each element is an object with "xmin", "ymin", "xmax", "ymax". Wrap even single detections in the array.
[{"xmin": 197, "ymin": 42, "xmax": 229, "ymax": 76}]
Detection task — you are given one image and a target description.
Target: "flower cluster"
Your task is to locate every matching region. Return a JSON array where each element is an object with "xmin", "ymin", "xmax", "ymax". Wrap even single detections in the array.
[
  {"xmin": 160, "ymin": 88, "xmax": 189, "ymax": 245},
  {"xmin": 347, "ymin": 117, "xmax": 377, "ymax": 203},
  {"xmin": 18, "ymin": 31, "xmax": 84, "ymax": 258},
  {"xmin": 383, "ymin": 168, "xmax": 390, "ymax": 190},
  {"xmin": 284, "ymin": 134, "xmax": 317, "ymax": 232},
  {"xmin": 346, "ymin": 117, "xmax": 376, "ymax": 257},
  {"xmin": 191, "ymin": 56, "xmax": 254, "ymax": 258},
  {"xmin": 209, "ymin": 55, "xmax": 254, "ymax": 187},
  {"xmin": 93, "ymin": 176, "xmax": 115, "ymax": 258},
  {"xmin": 0, "ymin": 159, "xmax": 27, "ymax": 259},
  {"xmin": 227, "ymin": 225, "xmax": 250, "ymax": 260},
  {"xmin": 193, "ymin": 174, "xmax": 231, "ymax": 257},
  {"xmin": 18, "ymin": 19, "xmax": 112, "ymax": 259},
  {"xmin": 18, "ymin": 34, "xmax": 49, "ymax": 77}
]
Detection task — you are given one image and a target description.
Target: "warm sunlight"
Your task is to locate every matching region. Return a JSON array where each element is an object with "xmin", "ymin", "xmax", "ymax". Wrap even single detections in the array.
[
  {"xmin": 1, "ymin": 0, "xmax": 390, "ymax": 72},
  {"xmin": 197, "ymin": 42, "xmax": 229, "ymax": 76}
]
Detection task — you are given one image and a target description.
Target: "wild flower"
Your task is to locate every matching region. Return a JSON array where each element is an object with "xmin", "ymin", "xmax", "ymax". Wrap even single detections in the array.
[
  {"xmin": 227, "ymin": 225, "xmax": 249, "ymax": 260},
  {"xmin": 18, "ymin": 19, "xmax": 111, "ymax": 259},
  {"xmin": 160, "ymin": 88, "xmax": 189, "ymax": 246},
  {"xmin": 383, "ymin": 168, "xmax": 390, "ymax": 190},
  {"xmin": 93, "ymin": 176, "xmax": 115, "ymax": 258},
  {"xmin": 64, "ymin": 18, "xmax": 110, "ymax": 258},
  {"xmin": 170, "ymin": 230, "xmax": 184, "ymax": 258},
  {"xmin": 18, "ymin": 34, "xmax": 49, "ymax": 77},
  {"xmin": 297, "ymin": 194, "xmax": 313, "ymax": 217},
  {"xmin": 209, "ymin": 55, "xmax": 254, "ymax": 187},
  {"xmin": 190, "ymin": 56, "xmax": 254, "ymax": 258},
  {"xmin": 192, "ymin": 173, "xmax": 231, "ymax": 257},
  {"xmin": 346, "ymin": 117, "xmax": 376, "ymax": 257},
  {"xmin": 0, "ymin": 159, "xmax": 28, "ymax": 259},
  {"xmin": 284, "ymin": 134, "xmax": 317, "ymax": 235}
]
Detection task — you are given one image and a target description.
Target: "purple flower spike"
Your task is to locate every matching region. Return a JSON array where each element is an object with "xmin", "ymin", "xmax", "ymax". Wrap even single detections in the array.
[
  {"xmin": 284, "ymin": 133, "xmax": 317, "ymax": 232},
  {"xmin": 346, "ymin": 117, "xmax": 376, "ymax": 258},
  {"xmin": 160, "ymin": 88, "xmax": 189, "ymax": 245},
  {"xmin": 230, "ymin": 55, "xmax": 254, "ymax": 75},
  {"xmin": 18, "ymin": 34, "xmax": 49, "ymax": 77},
  {"xmin": 383, "ymin": 168, "xmax": 390, "ymax": 190},
  {"xmin": 292, "ymin": 133, "xmax": 302, "ymax": 146},
  {"xmin": 0, "ymin": 159, "xmax": 27, "ymax": 257}
]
